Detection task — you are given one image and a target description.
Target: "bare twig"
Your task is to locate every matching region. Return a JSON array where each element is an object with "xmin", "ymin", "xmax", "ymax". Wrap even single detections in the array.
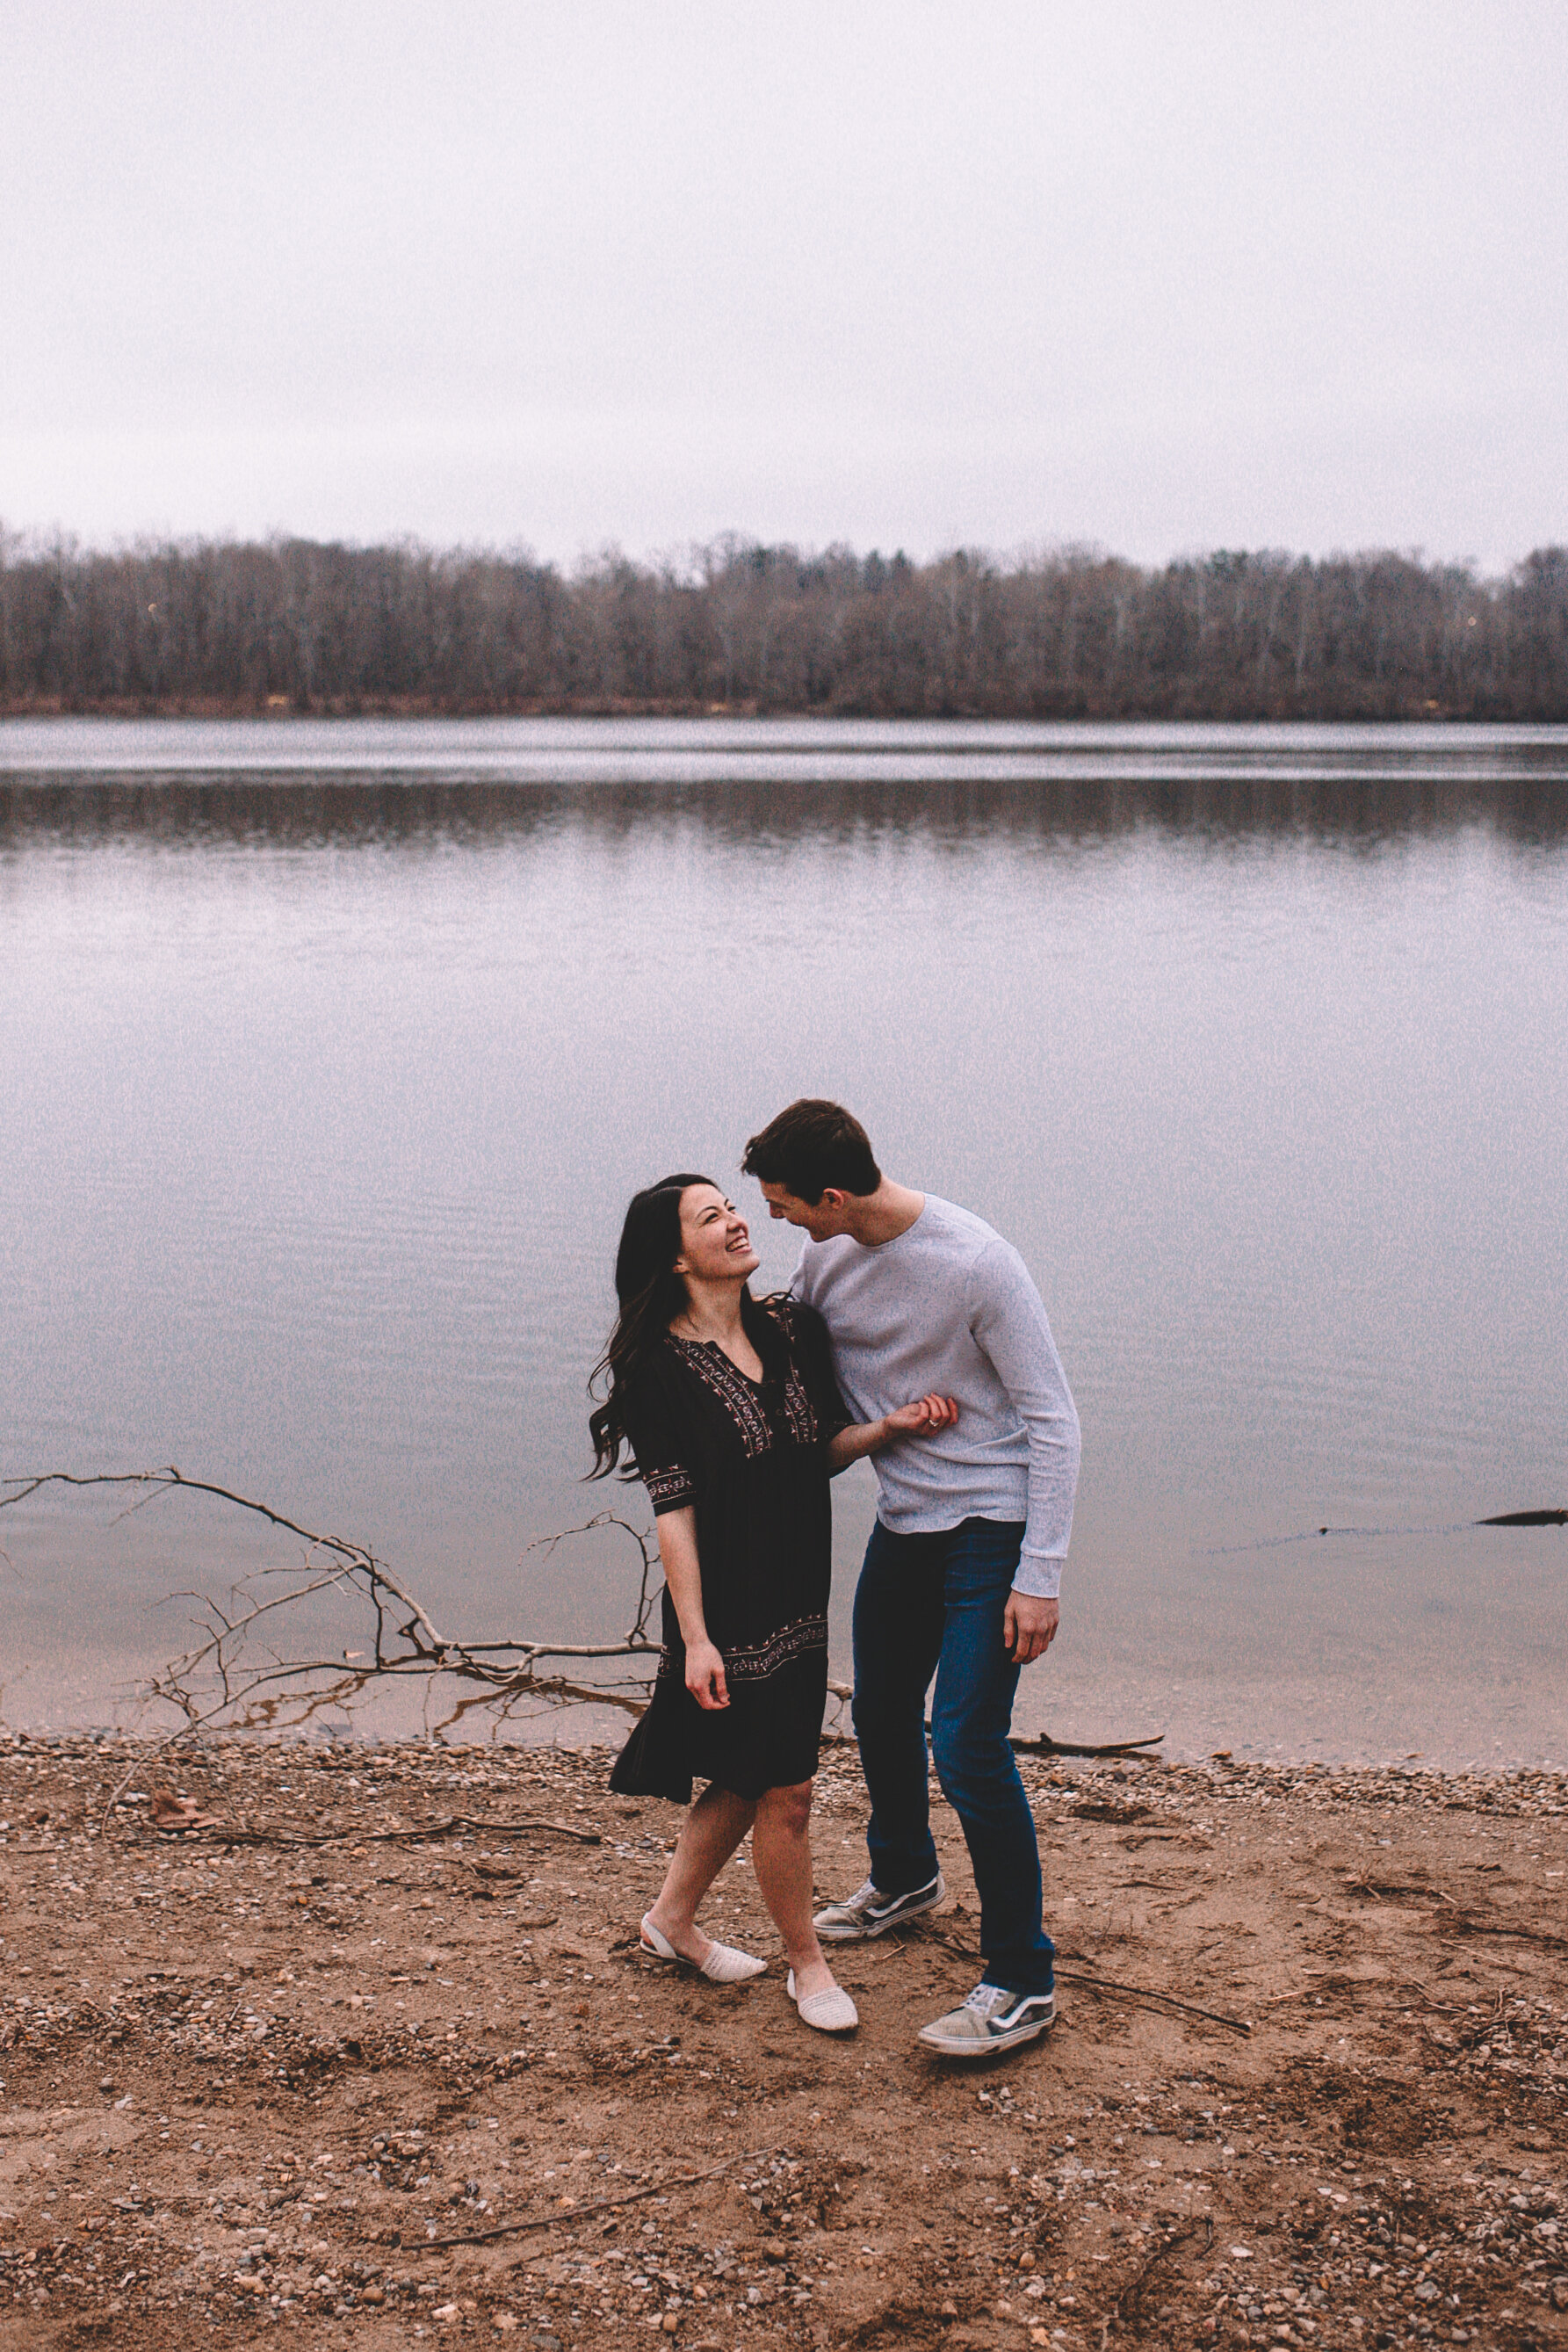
[
  {"xmin": 423, "ymin": 2144, "xmax": 777, "ymax": 2248},
  {"xmin": 1009, "ymin": 1729, "xmax": 1165, "ymax": 1759},
  {"xmin": 2, "ymin": 1471, "xmax": 665, "ymax": 1770},
  {"xmin": 141, "ymin": 1810, "xmax": 602, "ymax": 1848},
  {"xmin": 1437, "ymin": 1915, "xmax": 1568, "ymax": 1950},
  {"xmin": 1051, "ymin": 1962, "xmax": 1252, "ymax": 2036},
  {"xmin": 918, "ymin": 1920, "xmax": 1249, "ymax": 2034},
  {"xmin": 1342, "ymin": 1876, "xmax": 1456, "ymax": 1907}
]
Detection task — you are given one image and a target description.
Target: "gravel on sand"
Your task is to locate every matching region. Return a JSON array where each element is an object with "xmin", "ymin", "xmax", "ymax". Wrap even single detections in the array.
[{"xmin": 0, "ymin": 1734, "xmax": 1564, "ymax": 2351}]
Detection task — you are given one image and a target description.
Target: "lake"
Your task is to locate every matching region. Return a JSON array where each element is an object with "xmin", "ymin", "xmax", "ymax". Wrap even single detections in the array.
[{"xmin": 3, "ymin": 718, "xmax": 1565, "ymax": 1766}]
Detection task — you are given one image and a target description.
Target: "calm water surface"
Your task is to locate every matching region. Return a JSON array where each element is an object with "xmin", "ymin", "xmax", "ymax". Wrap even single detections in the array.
[{"xmin": 3, "ymin": 720, "xmax": 1565, "ymax": 1764}]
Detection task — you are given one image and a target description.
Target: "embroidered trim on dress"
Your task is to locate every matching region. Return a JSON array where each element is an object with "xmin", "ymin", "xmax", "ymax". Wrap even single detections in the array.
[
  {"xmin": 670, "ymin": 1338, "xmax": 774, "ymax": 1456},
  {"xmin": 668, "ymin": 1330, "xmax": 820, "ymax": 1456},
  {"xmin": 767, "ymin": 1298, "xmax": 835, "ymax": 1444},
  {"xmin": 644, "ymin": 1464, "xmax": 695, "ymax": 1509},
  {"xmin": 725, "ymin": 1613, "xmax": 828, "ymax": 1680},
  {"xmin": 655, "ymin": 1612, "xmax": 828, "ymax": 1683},
  {"xmin": 778, "ymin": 1367, "xmax": 817, "ymax": 1447}
]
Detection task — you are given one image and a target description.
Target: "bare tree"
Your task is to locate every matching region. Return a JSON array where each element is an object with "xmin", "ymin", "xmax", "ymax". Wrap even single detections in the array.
[{"xmin": 3, "ymin": 527, "xmax": 1565, "ymax": 719}]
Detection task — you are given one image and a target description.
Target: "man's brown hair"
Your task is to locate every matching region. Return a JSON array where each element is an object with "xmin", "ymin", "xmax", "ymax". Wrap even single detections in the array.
[{"xmin": 741, "ymin": 1099, "xmax": 882, "ymax": 1204}]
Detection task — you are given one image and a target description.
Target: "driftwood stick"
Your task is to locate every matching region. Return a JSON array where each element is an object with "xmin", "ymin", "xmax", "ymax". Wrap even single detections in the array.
[
  {"xmin": 917, "ymin": 1921, "xmax": 1248, "ymax": 2033},
  {"xmin": 1051, "ymin": 1961, "xmax": 1252, "ymax": 2036},
  {"xmin": 2, "ymin": 1468, "xmax": 665, "ymax": 1755},
  {"xmin": 143, "ymin": 1810, "xmax": 602, "ymax": 1849},
  {"xmin": 423, "ymin": 2145, "xmax": 777, "ymax": 2249},
  {"xmin": 1437, "ymin": 1915, "xmax": 1568, "ymax": 1951},
  {"xmin": 1009, "ymin": 1729, "xmax": 1165, "ymax": 1759}
]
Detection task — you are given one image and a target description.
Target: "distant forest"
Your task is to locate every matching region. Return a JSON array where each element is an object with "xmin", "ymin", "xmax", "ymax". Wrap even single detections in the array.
[{"xmin": 3, "ymin": 531, "xmax": 1567, "ymax": 720}]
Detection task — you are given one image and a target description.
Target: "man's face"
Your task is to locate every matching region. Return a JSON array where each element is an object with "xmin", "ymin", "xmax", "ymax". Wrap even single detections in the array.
[{"xmin": 756, "ymin": 1179, "xmax": 852, "ymax": 1241}]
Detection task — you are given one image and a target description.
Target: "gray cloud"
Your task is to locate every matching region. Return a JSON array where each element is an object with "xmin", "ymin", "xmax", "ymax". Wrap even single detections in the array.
[{"xmin": 4, "ymin": 0, "xmax": 1564, "ymax": 563}]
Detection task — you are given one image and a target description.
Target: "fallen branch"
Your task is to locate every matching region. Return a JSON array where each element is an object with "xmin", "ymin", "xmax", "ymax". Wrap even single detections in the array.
[
  {"xmin": 1341, "ymin": 1876, "xmax": 1456, "ymax": 1906},
  {"xmin": 2, "ymin": 1469, "xmax": 666, "ymax": 1763},
  {"xmin": 1436, "ymin": 1915, "xmax": 1568, "ymax": 1950},
  {"xmin": 422, "ymin": 2144, "xmax": 776, "ymax": 2248},
  {"xmin": 919, "ymin": 1921, "xmax": 1251, "ymax": 2034},
  {"xmin": 143, "ymin": 1802, "xmax": 601, "ymax": 1848},
  {"xmin": 1010, "ymin": 1730, "xmax": 1165, "ymax": 1760},
  {"xmin": 1051, "ymin": 1961, "xmax": 1252, "ymax": 2036}
]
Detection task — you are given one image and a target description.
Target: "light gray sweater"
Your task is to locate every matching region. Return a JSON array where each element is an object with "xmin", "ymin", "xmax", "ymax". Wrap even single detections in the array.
[{"xmin": 791, "ymin": 1194, "xmax": 1080, "ymax": 1597}]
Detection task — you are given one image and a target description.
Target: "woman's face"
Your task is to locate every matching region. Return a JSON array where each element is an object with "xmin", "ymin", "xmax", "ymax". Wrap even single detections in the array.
[{"xmin": 674, "ymin": 1183, "xmax": 760, "ymax": 1285}]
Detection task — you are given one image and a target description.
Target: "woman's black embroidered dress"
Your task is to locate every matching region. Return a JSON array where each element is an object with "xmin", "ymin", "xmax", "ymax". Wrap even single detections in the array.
[{"xmin": 609, "ymin": 1294, "xmax": 849, "ymax": 1804}]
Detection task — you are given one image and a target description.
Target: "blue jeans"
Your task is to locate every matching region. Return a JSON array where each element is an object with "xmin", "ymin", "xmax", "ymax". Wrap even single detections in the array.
[{"xmin": 851, "ymin": 1516, "xmax": 1055, "ymax": 1998}]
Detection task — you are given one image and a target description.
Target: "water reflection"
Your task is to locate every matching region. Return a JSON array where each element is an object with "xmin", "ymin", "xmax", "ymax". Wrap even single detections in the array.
[
  {"xmin": 2, "ymin": 727, "xmax": 1564, "ymax": 1763},
  {"xmin": 6, "ymin": 771, "xmax": 1568, "ymax": 856}
]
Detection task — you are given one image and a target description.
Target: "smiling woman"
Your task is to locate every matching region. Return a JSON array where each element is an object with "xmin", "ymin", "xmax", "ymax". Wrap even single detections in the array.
[
  {"xmin": 586, "ymin": 1172, "xmax": 949, "ymax": 2033},
  {"xmin": 589, "ymin": 1175, "xmax": 849, "ymax": 1820}
]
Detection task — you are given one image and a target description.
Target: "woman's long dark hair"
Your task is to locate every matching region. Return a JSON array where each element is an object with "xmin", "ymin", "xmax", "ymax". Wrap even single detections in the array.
[{"xmin": 589, "ymin": 1174, "xmax": 728, "ymax": 1480}]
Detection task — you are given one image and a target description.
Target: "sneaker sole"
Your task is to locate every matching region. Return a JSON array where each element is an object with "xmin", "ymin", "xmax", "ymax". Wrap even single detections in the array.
[
  {"xmin": 814, "ymin": 1886, "xmax": 946, "ymax": 1943},
  {"xmin": 917, "ymin": 2007, "xmax": 1057, "ymax": 2059}
]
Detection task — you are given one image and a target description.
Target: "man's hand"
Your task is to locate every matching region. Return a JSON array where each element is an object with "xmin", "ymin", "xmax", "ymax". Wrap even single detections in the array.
[
  {"xmin": 684, "ymin": 1639, "xmax": 730, "ymax": 1711},
  {"xmin": 1003, "ymin": 1591, "xmax": 1059, "ymax": 1665}
]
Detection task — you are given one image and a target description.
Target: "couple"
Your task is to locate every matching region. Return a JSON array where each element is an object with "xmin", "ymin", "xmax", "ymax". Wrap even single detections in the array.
[{"xmin": 588, "ymin": 1099, "xmax": 1080, "ymax": 2058}]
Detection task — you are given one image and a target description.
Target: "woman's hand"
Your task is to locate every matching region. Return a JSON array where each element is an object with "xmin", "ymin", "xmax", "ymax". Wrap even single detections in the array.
[
  {"xmin": 653, "ymin": 1509, "xmax": 727, "ymax": 1706},
  {"xmin": 883, "ymin": 1393, "xmax": 960, "ymax": 1437},
  {"xmin": 827, "ymin": 1394, "xmax": 960, "ymax": 1473},
  {"xmin": 684, "ymin": 1638, "xmax": 730, "ymax": 1711}
]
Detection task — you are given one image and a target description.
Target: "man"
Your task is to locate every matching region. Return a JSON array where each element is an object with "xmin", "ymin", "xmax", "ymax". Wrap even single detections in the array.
[{"xmin": 741, "ymin": 1099, "xmax": 1080, "ymax": 2059}]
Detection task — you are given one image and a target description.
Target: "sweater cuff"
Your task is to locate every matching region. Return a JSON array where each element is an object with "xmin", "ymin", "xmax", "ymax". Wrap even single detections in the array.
[{"xmin": 1012, "ymin": 1554, "xmax": 1063, "ymax": 1601}]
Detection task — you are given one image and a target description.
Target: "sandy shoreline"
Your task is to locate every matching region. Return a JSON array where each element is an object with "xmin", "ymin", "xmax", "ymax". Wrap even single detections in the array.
[{"xmin": 1, "ymin": 1734, "xmax": 1564, "ymax": 2352}]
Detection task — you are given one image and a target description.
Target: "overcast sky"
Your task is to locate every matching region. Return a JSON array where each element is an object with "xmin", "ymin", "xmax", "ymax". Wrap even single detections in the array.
[{"xmin": 4, "ymin": 1, "xmax": 1564, "ymax": 569}]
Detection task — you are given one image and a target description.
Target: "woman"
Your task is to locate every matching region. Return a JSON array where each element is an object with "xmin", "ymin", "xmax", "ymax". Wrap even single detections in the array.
[{"xmin": 589, "ymin": 1173, "xmax": 956, "ymax": 2036}]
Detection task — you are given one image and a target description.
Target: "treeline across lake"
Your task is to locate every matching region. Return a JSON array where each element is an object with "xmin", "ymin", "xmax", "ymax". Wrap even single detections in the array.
[{"xmin": 4, "ymin": 531, "xmax": 1567, "ymax": 720}]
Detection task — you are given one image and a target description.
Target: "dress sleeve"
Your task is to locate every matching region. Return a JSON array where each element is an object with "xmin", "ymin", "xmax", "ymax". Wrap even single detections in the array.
[
  {"xmin": 621, "ymin": 1368, "xmax": 697, "ymax": 1516},
  {"xmin": 784, "ymin": 1299, "xmax": 852, "ymax": 1442}
]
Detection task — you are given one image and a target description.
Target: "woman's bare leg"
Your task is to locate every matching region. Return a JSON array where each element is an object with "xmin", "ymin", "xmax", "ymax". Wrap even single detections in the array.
[
  {"xmin": 646, "ymin": 1782, "xmax": 757, "ymax": 1963},
  {"xmin": 752, "ymin": 1780, "xmax": 839, "ymax": 2001}
]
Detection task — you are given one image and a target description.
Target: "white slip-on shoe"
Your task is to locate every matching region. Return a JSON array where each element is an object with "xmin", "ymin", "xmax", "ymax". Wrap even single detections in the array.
[
  {"xmin": 785, "ymin": 1967, "xmax": 859, "ymax": 2034},
  {"xmin": 639, "ymin": 1913, "xmax": 765, "ymax": 1984}
]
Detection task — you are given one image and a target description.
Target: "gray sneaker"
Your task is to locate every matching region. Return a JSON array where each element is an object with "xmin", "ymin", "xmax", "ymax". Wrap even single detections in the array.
[
  {"xmin": 917, "ymin": 1981, "xmax": 1057, "ymax": 2059},
  {"xmin": 813, "ymin": 1872, "xmax": 946, "ymax": 1942}
]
